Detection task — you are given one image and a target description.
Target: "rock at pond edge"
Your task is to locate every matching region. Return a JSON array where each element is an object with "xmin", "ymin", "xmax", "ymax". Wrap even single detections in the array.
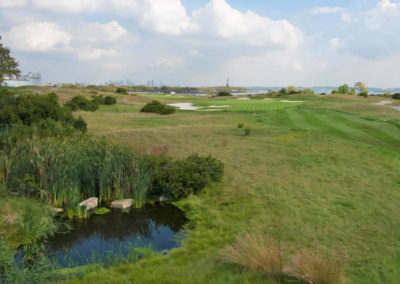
[
  {"xmin": 79, "ymin": 197, "xmax": 98, "ymax": 211},
  {"xmin": 111, "ymin": 199, "xmax": 134, "ymax": 209}
]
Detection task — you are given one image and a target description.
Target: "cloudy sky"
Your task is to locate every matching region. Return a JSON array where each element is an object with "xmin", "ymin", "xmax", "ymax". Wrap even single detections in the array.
[{"xmin": 1, "ymin": 0, "xmax": 400, "ymax": 87}]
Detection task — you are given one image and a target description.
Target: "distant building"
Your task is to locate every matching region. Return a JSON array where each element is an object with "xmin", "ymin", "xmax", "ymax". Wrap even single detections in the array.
[{"xmin": 2, "ymin": 72, "xmax": 42, "ymax": 87}]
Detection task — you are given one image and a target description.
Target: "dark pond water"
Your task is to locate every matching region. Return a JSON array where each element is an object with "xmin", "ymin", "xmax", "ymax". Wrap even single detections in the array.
[{"xmin": 43, "ymin": 203, "xmax": 187, "ymax": 267}]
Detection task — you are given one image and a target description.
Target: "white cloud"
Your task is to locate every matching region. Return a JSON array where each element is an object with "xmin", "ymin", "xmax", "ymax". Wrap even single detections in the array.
[
  {"xmin": 192, "ymin": 0, "xmax": 302, "ymax": 48},
  {"xmin": 77, "ymin": 47, "xmax": 118, "ymax": 61},
  {"xmin": 0, "ymin": 0, "xmax": 27, "ymax": 8},
  {"xmin": 365, "ymin": 0, "xmax": 400, "ymax": 30},
  {"xmin": 78, "ymin": 21, "xmax": 128, "ymax": 43},
  {"xmin": 138, "ymin": 0, "xmax": 198, "ymax": 35},
  {"xmin": 5, "ymin": 22, "xmax": 71, "ymax": 51},
  {"xmin": 31, "ymin": 0, "xmax": 103, "ymax": 13}
]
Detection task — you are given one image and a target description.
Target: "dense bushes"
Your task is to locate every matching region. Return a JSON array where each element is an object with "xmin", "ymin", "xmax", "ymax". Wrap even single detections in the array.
[
  {"xmin": 2, "ymin": 136, "xmax": 149, "ymax": 218},
  {"xmin": 91, "ymin": 95, "xmax": 117, "ymax": 105},
  {"xmin": 0, "ymin": 91, "xmax": 83, "ymax": 131},
  {"xmin": 65, "ymin": 96, "xmax": 99, "ymax": 111},
  {"xmin": 140, "ymin": 101, "xmax": 175, "ymax": 115},
  {"xmin": 393, "ymin": 93, "xmax": 400, "ymax": 100},
  {"xmin": 146, "ymin": 154, "xmax": 224, "ymax": 200},
  {"xmin": 116, "ymin": 87, "xmax": 128, "ymax": 94},
  {"xmin": 217, "ymin": 91, "xmax": 232, "ymax": 97}
]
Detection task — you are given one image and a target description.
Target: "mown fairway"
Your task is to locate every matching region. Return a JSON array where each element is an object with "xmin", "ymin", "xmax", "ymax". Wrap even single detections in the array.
[
  {"xmin": 193, "ymin": 98, "xmax": 304, "ymax": 112},
  {"xmin": 65, "ymin": 93, "xmax": 400, "ymax": 283}
]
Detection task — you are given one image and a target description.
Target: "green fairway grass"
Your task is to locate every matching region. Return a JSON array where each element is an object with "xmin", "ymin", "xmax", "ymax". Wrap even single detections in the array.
[{"xmin": 193, "ymin": 98, "xmax": 304, "ymax": 112}]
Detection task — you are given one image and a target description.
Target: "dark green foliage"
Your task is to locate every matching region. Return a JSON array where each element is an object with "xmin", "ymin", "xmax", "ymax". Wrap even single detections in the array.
[
  {"xmin": 217, "ymin": 91, "xmax": 232, "ymax": 97},
  {"xmin": 104, "ymin": 96, "xmax": 117, "ymax": 105},
  {"xmin": 392, "ymin": 93, "xmax": 400, "ymax": 100},
  {"xmin": 65, "ymin": 96, "xmax": 99, "ymax": 112},
  {"xmin": 116, "ymin": 87, "xmax": 128, "ymax": 94},
  {"xmin": 244, "ymin": 127, "xmax": 251, "ymax": 136},
  {"xmin": 3, "ymin": 136, "xmax": 149, "ymax": 218},
  {"xmin": 73, "ymin": 116, "xmax": 87, "ymax": 132},
  {"xmin": 0, "ymin": 36, "xmax": 20, "ymax": 87},
  {"xmin": 91, "ymin": 95, "xmax": 117, "ymax": 105},
  {"xmin": 279, "ymin": 88, "xmax": 288, "ymax": 95},
  {"xmin": 238, "ymin": 123, "xmax": 244, "ymax": 129},
  {"xmin": 140, "ymin": 101, "xmax": 175, "ymax": 115},
  {"xmin": 359, "ymin": 91, "xmax": 369, "ymax": 98},
  {"xmin": 146, "ymin": 154, "xmax": 224, "ymax": 200},
  {"xmin": 0, "ymin": 90, "xmax": 85, "ymax": 132}
]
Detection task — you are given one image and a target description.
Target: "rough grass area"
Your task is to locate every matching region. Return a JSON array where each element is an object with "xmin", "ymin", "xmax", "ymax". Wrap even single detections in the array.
[
  {"xmin": 2, "ymin": 89, "xmax": 400, "ymax": 283},
  {"xmin": 0, "ymin": 191, "xmax": 56, "ymax": 248}
]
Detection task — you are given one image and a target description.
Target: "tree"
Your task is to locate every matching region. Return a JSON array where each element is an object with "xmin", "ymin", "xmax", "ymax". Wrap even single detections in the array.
[
  {"xmin": 0, "ymin": 37, "xmax": 20, "ymax": 87},
  {"xmin": 354, "ymin": 82, "xmax": 368, "ymax": 95},
  {"xmin": 287, "ymin": 85, "xmax": 297, "ymax": 94},
  {"xmin": 338, "ymin": 84, "xmax": 349, "ymax": 94}
]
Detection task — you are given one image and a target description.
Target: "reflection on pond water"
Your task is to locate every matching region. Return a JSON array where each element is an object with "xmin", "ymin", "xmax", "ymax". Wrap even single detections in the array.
[{"xmin": 46, "ymin": 203, "xmax": 187, "ymax": 267}]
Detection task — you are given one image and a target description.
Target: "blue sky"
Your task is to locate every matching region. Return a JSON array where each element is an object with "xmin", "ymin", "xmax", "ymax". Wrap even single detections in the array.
[{"xmin": 1, "ymin": 0, "xmax": 400, "ymax": 87}]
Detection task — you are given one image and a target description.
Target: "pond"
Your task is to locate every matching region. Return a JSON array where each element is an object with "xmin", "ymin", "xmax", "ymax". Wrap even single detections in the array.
[{"xmin": 42, "ymin": 203, "xmax": 187, "ymax": 267}]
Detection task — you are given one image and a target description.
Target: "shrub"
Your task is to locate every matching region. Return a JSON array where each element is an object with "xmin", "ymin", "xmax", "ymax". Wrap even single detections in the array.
[
  {"xmin": 393, "ymin": 93, "xmax": 400, "ymax": 100},
  {"xmin": 217, "ymin": 91, "xmax": 232, "ymax": 97},
  {"xmin": 104, "ymin": 96, "xmax": 117, "ymax": 105},
  {"xmin": 65, "ymin": 96, "xmax": 99, "ymax": 111},
  {"xmin": 146, "ymin": 153, "xmax": 224, "ymax": 200},
  {"xmin": 238, "ymin": 123, "xmax": 244, "ymax": 129},
  {"xmin": 221, "ymin": 232, "xmax": 284, "ymax": 277},
  {"xmin": 0, "ymin": 90, "xmax": 86, "ymax": 132},
  {"xmin": 285, "ymin": 249, "xmax": 346, "ymax": 284},
  {"xmin": 140, "ymin": 101, "xmax": 175, "ymax": 115},
  {"xmin": 244, "ymin": 127, "xmax": 251, "ymax": 136},
  {"xmin": 116, "ymin": 87, "xmax": 128, "ymax": 94},
  {"xmin": 359, "ymin": 91, "xmax": 369, "ymax": 98},
  {"xmin": 73, "ymin": 116, "xmax": 87, "ymax": 132}
]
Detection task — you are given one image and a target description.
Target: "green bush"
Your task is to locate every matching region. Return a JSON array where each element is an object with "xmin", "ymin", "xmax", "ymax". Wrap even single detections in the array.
[
  {"xmin": 238, "ymin": 123, "xmax": 244, "ymax": 129},
  {"xmin": 393, "ymin": 93, "xmax": 400, "ymax": 100},
  {"xmin": 116, "ymin": 87, "xmax": 128, "ymax": 94},
  {"xmin": 244, "ymin": 127, "xmax": 251, "ymax": 136},
  {"xmin": 217, "ymin": 91, "xmax": 232, "ymax": 97},
  {"xmin": 146, "ymin": 153, "xmax": 224, "ymax": 200},
  {"xmin": 65, "ymin": 96, "xmax": 99, "ymax": 111},
  {"xmin": 140, "ymin": 101, "xmax": 175, "ymax": 115},
  {"xmin": 359, "ymin": 92, "xmax": 369, "ymax": 98},
  {"xmin": 0, "ymin": 90, "xmax": 86, "ymax": 132},
  {"xmin": 91, "ymin": 95, "xmax": 117, "ymax": 105},
  {"xmin": 104, "ymin": 96, "xmax": 117, "ymax": 105}
]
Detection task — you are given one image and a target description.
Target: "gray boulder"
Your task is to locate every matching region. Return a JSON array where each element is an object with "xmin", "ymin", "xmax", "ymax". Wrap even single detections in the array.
[
  {"xmin": 79, "ymin": 197, "xmax": 98, "ymax": 210},
  {"xmin": 111, "ymin": 199, "xmax": 134, "ymax": 209}
]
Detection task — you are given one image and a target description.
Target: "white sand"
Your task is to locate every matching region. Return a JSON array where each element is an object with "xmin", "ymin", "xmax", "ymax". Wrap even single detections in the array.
[
  {"xmin": 280, "ymin": 100, "xmax": 305, "ymax": 103},
  {"xmin": 391, "ymin": 106, "xmax": 400, "ymax": 111},
  {"xmin": 168, "ymin": 103, "xmax": 201, "ymax": 110},
  {"xmin": 238, "ymin": 98, "xmax": 250, "ymax": 100},
  {"xmin": 208, "ymin": 105, "xmax": 232, "ymax": 108},
  {"xmin": 373, "ymin": 100, "xmax": 393, "ymax": 106}
]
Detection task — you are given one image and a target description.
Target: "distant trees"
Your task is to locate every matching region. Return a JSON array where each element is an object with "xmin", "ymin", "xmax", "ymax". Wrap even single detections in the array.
[
  {"xmin": 354, "ymin": 82, "xmax": 368, "ymax": 97},
  {"xmin": 0, "ymin": 36, "xmax": 20, "ymax": 88},
  {"xmin": 393, "ymin": 93, "xmax": 400, "ymax": 100},
  {"xmin": 116, "ymin": 87, "xmax": 128, "ymax": 94}
]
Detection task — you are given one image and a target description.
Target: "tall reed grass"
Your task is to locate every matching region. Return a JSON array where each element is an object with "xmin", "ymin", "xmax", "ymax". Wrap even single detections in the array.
[{"xmin": 2, "ymin": 135, "xmax": 149, "ymax": 218}]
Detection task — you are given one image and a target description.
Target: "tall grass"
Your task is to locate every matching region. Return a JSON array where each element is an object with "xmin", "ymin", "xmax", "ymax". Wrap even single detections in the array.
[
  {"xmin": 2, "ymin": 135, "xmax": 149, "ymax": 218},
  {"xmin": 221, "ymin": 232, "xmax": 284, "ymax": 277},
  {"xmin": 285, "ymin": 249, "xmax": 346, "ymax": 284}
]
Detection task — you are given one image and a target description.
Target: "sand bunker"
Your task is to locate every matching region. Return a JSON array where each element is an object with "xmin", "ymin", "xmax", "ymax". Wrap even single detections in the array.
[
  {"xmin": 280, "ymin": 100, "xmax": 305, "ymax": 103},
  {"xmin": 373, "ymin": 101, "xmax": 393, "ymax": 106},
  {"xmin": 391, "ymin": 106, "xmax": 400, "ymax": 111},
  {"xmin": 208, "ymin": 105, "xmax": 231, "ymax": 108},
  {"xmin": 238, "ymin": 98, "xmax": 250, "ymax": 100},
  {"xmin": 168, "ymin": 103, "xmax": 201, "ymax": 110}
]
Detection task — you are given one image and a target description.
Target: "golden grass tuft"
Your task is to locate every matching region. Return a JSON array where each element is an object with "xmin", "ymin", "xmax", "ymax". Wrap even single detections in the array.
[
  {"xmin": 284, "ymin": 249, "xmax": 346, "ymax": 284},
  {"xmin": 221, "ymin": 231, "xmax": 284, "ymax": 276}
]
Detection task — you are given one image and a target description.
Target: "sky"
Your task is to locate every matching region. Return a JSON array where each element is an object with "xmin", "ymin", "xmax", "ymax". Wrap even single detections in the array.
[{"xmin": 1, "ymin": 0, "xmax": 400, "ymax": 87}]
